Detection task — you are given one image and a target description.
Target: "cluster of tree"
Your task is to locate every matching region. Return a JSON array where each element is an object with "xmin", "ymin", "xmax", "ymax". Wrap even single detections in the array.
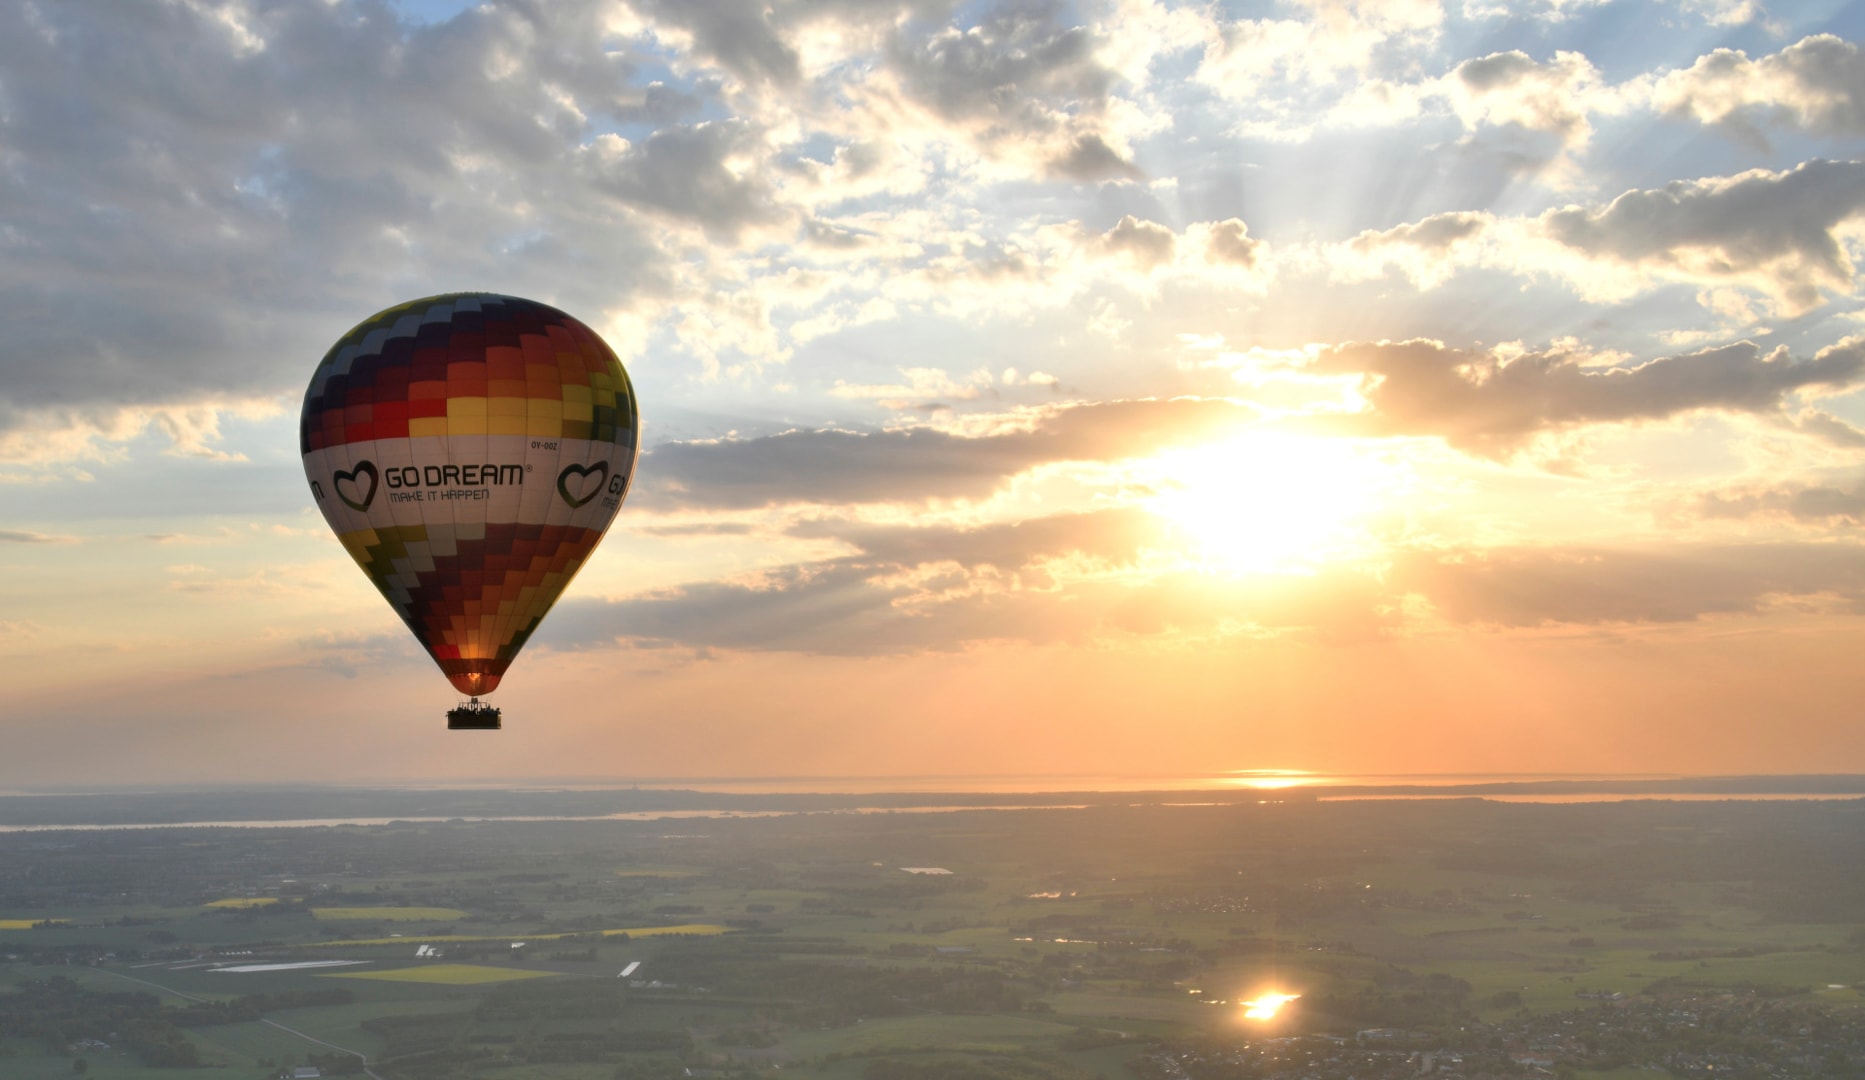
[
  {"xmin": 474, "ymin": 977, "xmax": 627, "ymax": 1021},
  {"xmin": 167, "ymin": 987, "xmax": 353, "ymax": 1026},
  {"xmin": 833, "ymin": 876, "xmax": 988, "ymax": 903},
  {"xmin": 360, "ymin": 1012, "xmax": 476, "ymax": 1058},
  {"xmin": 610, "ymin": 1058, "xmax": 689, "ymax": 1080},
  {"xmin": 854, "ymin": 1051, "xmax": 1097, "ymax": 1080},
  {"xmin": 0, "ymin": 976, "xmax": 195, "ymax": 1066},
  {"xmin": 508, "ymin": 1028, "xmax": 692, "ymax": 1063},
  {"xmin": 364, "ymin": 989, "xmax": 691, "ymax": 1068},
  {"xmin": 361, "ymin": 1045, "xmax": 498, "ymax": 1080},
  {"xmin": 2, "ymin": 944, "xmax": 144, "ymax": 965},
  {"xmin": 1303, "ymin": 969, "xmax": 1474, "ymax": 1028},
  {"xmin": 1058, "ymin": 1026, "xmax": 1150, "ymax": 1051},
  {"xmin": 764, "ymin": 963, "xmax": 1027, "ymax": 1027}
]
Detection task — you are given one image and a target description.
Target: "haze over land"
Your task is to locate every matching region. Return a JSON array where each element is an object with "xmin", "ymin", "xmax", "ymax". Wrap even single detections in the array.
[
  {"xmin": 9, "ymin": 796, "xmax": 1865, "ymax": 1079},
  {"xmin": 4, "ymin": 0, "xmax": 1865, "ymax": 783}
]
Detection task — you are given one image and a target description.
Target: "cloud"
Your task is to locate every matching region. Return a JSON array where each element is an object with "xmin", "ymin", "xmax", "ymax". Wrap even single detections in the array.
[
  {"xmin": 1446, "ymin": 49, "xmax": 1609, "ymax": 156},
  {"xmin": 1307, "ymin": 336, "xmax": 1865, "ymax": 451},
  {"xmin": 1534, "ymin": 160, "xmax": 1865, "ymax": 315},
  {"xmin": 1323, "ymin": 162, "xmax": 1865, "ymax": 316},
  {"xmin": 1396, "ymin": 543, "xmax": 1865, "ymax": 625},
  {"xmin": 881, "ymin": 1, "xmax": 1142, "ymax": 180},
  {"xmin": 1320, "ymin": 46, "xmax": 1630, "ymax": 180},
  {"xmin": 1049, "ymin": 133, "xmax": 1146, "ymax": 182},
  {"xmin": 1676, "ymin": 0, "xmax": 1771, "ymax": 28},
  {"xmin": 1337, "ymin": 210, "xmax": 1491, "ymax": 286},
  {"xmin": 632, "ymin": 522, "xmax": 760, "ymax": 537},
  {"xmin": 0, "ymin": 530, "xmax": 77, "ymax": 544},
  {"xmin": 584, "ymin": 121, "xmax": 786, "ymax": 239},
  {"xmin": 0, "ymin": 398, "xmax": 282, "ymax": 465},
  {"xmin": 828, "ymin": 366, "xmax": 995, "ymax": 408},
  {"xmin": 0, "ymin": 0, "xmax": 682, "ymax": 438},
  {"xmin": 637, "ymin": 397, "xmax": 1260, "ymax": 509},
  {"xmin": 1781, "ymin": 408, "xmax": 1865, "ymax": 448},
  {"xmin": 288, "ymin": 628, "xmax": 422, "ymax": 679},
  {"xmin": 1463, "ymin": 0, "xmax": 1609, "ymax": 23},
  {"xmin": 1098, "ymin": 215, "xmax": 1176, "ymax": 270},
  {"xmin": 787, "ymin": 505, "xmax": 1169, "ymax": 567},
  {"xmin": 1195, "ymin": 0, "xmax": 1442, "ymax": 103},
  {"xmin": 548, "ymin": 528, "xmax": 1865, "ymax": 654},
  {"xmin": 1327, "ymin": 36, "xmax": 1862, "ymax": 174},
  {"xmin": 1653, "ymin": 35, "xmax": 1865, "ymax": 146},
  {"xmin": 1196, "ymin": 219, "xmax": 1262, "ymax": 268},
  {"xmin": 0, "ymin": 620, "xmax": 44, "ymax": 641},
  {"xmin": 624, "ymin": 0, "xmax": 803, "ymax": 86},
  {"xmin": 1696, "ymin": 476, "xmax": 1865, "ymax": 525},
  {"xmin": 541, "ymin": 507, "xmax": 1393, "ymax": 654}
]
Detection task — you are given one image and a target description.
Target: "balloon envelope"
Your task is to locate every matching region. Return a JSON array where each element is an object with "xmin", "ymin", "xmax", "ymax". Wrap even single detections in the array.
[{"xmin": 300, "ymin": 293, "xmax": 638, "ymax": 697}]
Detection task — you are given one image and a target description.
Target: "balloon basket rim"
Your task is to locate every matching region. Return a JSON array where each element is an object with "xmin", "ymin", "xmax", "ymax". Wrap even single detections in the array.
[{"xmin": 447, "ymin": 699, "xmax": 502, "ymax": 731}]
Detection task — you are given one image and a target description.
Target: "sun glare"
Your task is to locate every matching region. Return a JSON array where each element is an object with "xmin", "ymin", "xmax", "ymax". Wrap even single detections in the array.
[
  {"xmin": 1242, "ymin": 991, "xmax": 1301, "ymax": 1021},
  {"xmin": 1143, "ymin": 432, "xmax": 1394, "ymax": 573}
]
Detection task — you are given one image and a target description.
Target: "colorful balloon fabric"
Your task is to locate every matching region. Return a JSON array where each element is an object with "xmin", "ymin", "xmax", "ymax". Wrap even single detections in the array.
[{"xmin": 300, "ymin": 293, "xmax": 638, "ymax": 697}]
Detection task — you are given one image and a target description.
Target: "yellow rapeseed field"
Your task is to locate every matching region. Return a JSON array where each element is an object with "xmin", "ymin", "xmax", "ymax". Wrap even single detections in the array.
[
  {"xmin": 321, "ymin": 964, "xmax": 556, "ymax": 985},
  {"xmin": 0, "ymin": 919, "xmax": 65, "ymax": 929},
  {"xmin": 311, "ymin": 907, "xmax": 468, "ymax": 921}
]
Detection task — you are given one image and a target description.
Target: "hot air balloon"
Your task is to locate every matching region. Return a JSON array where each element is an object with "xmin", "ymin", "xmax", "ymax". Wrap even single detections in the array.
[{"xmin": 300, "ymin": 293, "xmax": 638, "ymax": 729}]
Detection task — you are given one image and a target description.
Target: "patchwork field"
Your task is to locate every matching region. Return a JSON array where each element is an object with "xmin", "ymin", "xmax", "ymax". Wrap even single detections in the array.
[{"xmin": 2, "ymin": 795, "xmax": 1863, "ymax": 1079}]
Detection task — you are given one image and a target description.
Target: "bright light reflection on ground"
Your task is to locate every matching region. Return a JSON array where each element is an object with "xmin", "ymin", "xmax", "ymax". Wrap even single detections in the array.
[{"xmin": 1242, "ymin": 992, "xmax": 1300, "ymax": 1020}]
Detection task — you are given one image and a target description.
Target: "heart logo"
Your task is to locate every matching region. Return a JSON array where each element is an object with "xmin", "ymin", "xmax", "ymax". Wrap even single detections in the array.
[
  {"xmin": 557, "ymin": 461, "xmax": 610, "ymax": 509},
  {"xmin": 334, "ymin": 461, "xmax": 379, "ymax": 512}
]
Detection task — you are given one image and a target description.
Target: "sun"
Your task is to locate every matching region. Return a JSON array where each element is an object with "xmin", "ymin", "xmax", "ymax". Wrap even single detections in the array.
[{"xmin": 1142, "ymin": 431, "xmax": 1396, "ymax": 573}]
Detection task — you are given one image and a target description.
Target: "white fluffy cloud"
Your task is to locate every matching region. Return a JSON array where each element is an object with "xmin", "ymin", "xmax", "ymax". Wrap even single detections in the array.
[
  {"xmin": 1653, "ymin": 34, "xmax": 1865, "ymax": 144},
  {"xmin": 2, "ymin": 0, "xmax": 1862, "ymax": 475},
  {"xmin": 1330, "ymin": 161, "xmax": 1865, "ymax": 316}
]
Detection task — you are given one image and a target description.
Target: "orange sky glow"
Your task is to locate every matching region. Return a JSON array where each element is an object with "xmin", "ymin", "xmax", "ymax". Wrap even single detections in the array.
[{"xmin": 3, "ymin": 1, "xmax": 1865, "ymax": 785}]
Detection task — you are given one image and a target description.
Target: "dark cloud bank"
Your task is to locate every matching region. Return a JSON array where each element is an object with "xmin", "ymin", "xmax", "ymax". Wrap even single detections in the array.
[{"xmin": 1312, "ymin": 336, "xmax": 1865, "ymax": 451}]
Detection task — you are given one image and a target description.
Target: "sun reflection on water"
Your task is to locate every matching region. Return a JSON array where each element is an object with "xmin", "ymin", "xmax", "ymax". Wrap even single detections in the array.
[
  {"xmin": 1226, "ymin": 770, "xmax": 1316, "ymax": 791},
  {"xmin": 1241, "ymin": 992, "xmax": 1301, "ymax": 1021}
]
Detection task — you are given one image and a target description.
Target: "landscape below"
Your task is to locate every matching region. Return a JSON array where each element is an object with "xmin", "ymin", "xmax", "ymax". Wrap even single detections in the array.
[{"xmin": 3, "ymin": 788, "xmax": 1864, "ymax": 1079}]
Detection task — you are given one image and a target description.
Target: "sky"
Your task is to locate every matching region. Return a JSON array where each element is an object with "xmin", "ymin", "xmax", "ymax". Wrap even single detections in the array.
[{"xmin": 4, "ymin": 0, "xmax": 1865, "ymax": 786}]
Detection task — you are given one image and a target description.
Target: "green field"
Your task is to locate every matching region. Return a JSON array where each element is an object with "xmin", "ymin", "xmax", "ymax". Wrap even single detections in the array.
[
  {"xmin": 322, "ymin": 963, "xmax": 560, "ymax": 985},
  {"xmin": 311, "ymin": 905, "xmax": 468, "ymax": 921}
]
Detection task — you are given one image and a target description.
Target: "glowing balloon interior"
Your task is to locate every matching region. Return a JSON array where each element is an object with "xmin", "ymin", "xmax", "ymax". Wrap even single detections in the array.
[{"xmin": 301, "ymin": 293, "xmax": 638, "ymax": 698}]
